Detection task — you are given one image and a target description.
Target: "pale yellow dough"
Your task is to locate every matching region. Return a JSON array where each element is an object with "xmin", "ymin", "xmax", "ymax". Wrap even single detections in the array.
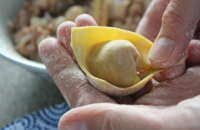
[{"xmin": 88, "ymin": 40, "xmax": 142, "ymax": 88}]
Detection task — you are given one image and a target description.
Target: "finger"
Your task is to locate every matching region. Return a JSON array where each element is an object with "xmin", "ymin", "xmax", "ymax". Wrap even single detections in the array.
[
  {"xmin": 57, "ymin": 14, "xmax": 98, "ymax": 62},
  {"xmin": 59, "ymin": 101, "xmax": 200, "ymax": 130},
  {"xmin": 112, "ymin": 80, "xmax": 158, "ymax": 104},
  {"xmin": 75, "ymin": 14, "xmax": 98, "ymax": 27},
  {"xmin": 112, "ymin": 96, "xmax": 136, "ymax": 105},
  {"xmin": 136, "ymin": 66, "xmax": 200, "ymax": 106},
  {"xmin": 149, "ymin": 0, "xmax": 200, "ymax": 68},
  {"xmin": 136, "ymin": 0, "xmax": 169, "ymax": 42},
  {"xmin": 186, "ymin": 40, "xmax": 200, "ymax": 67},
  {"xmin": 59, "ymin": 103, "xmax": 164, "ymax": 130},
  {"xmin": 57, "ymin": 21, "xmax": 77, "ymax": 62},
  {"xmin": 131, "ymin": 79, "xmax": 157, "ymax": 100},
  {"xmin": 153, "ymin": 63, "xmax": 185, "ymax": 82},
  {"xmin": 150, "ymin": 38, "xmax": 200, "ymax": 82},
  {"xmin": 38, "ymin": 38, "xmax": 115, "ymax": 108}
]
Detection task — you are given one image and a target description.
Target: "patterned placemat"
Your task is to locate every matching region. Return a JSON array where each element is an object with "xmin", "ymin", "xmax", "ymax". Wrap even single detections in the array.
[{"xmin": 2, "ymin": 102, "xmax": 70, "ymax": 130}]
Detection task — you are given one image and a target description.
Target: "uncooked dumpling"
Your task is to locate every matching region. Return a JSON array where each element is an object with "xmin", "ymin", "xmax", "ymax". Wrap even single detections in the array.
[{"xmin": 71, "ymin": 26, "xmax": 170, "ymax": 96}]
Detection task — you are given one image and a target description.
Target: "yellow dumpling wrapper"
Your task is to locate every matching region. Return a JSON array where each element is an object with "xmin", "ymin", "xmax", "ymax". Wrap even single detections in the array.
[{"xmin": 71, "ymin": 26, "xmax": 163, "ymax": 96}]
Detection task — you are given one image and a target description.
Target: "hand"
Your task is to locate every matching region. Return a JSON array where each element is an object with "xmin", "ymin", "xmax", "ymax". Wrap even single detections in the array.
[
  {"xmin": 136, "ymin": 0, "xmax": 200, "ymax": 81},
  {"xmin": 39, "ymin": 14, "xmax": 119, "ymax": 108},
  {"xmin": 58, "ymin": 96, "xmax": 200, "ymax": 130},
  {"xmin": 39, "ymin": 13, "xmax": 200, "ymax": 130},
  {"xmin": 137, "ymin": 0, "xmax": 200, "ymax": 68}
]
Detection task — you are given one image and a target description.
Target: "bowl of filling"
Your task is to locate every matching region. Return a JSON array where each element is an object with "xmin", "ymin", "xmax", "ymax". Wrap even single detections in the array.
[{"xmin": 0, "ymin": 0, "xmax": 151, "ymax": 80}]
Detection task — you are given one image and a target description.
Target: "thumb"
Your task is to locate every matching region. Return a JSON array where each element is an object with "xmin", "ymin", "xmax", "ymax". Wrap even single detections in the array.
[
  {"xmin": 149, "ymin": 0, "xmax": 200, "ymax": 68},
  {"xmin": 58, "ymin": 103, "xmax": 164, "ymax": 130},
  {"xmin": 58, "ymin": 102, "xmax": 200, "ymax": 130}
]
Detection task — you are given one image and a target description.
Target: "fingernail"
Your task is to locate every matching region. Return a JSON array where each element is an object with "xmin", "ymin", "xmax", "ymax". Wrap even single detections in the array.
[
  {"xmin": 60, "ymin": 121, "xmax": 88, "ymax": 130},
  {"xmin": 149, "ymin": 37, "xmax": 175, "ymax": 62}
]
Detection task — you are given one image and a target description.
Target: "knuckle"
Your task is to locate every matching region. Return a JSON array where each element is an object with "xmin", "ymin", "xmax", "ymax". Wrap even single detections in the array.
[
  {"xmin": 163, "ymin": 1, "xmax": 185, "ymax": 24},
  {"xmin": 72, "ymin": 84, "xmax": 90, "ymax": 107}
]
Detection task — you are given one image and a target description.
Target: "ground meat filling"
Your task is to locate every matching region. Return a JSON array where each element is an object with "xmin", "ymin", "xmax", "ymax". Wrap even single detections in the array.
[{"xmin": 11, "ymin": 0, "xmax": 151, "ymax": 62}]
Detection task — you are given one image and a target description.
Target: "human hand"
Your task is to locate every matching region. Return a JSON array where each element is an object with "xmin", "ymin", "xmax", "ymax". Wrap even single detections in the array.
[
  {"xmin": 38, "ymin": 14, "xmax": 121, "ymax": 108},
  {"xmin": 58, "ymin": 95, "xmax": 200, "ymax": 130},
  {"xmin": 137, "ymin": 0, "xmax": 200, "ymax": 68},
  {"xmin": 38, "ymin": 13, "xmax": 200, "ymax": 129},
  {"xmin": 136, "ymin": 0, "xmax": 200, "ymax": 81}
]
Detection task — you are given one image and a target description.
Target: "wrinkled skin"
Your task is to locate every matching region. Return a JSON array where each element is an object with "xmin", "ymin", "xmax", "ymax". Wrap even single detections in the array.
[{"xmin": 39, "ymin": 0, "xmax": 200, "ymax": 129}]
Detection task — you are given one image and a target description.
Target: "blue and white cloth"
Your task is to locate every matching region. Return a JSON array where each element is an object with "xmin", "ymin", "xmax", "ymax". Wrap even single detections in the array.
[{"xmin": 2, "ymin": 102, "xmax": 70, "ymax": 130}]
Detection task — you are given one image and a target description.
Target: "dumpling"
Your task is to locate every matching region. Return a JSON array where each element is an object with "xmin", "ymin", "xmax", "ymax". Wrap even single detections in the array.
[{"xmin": 70, "ymin": 26, "xmax": 184, "ymax": 97}]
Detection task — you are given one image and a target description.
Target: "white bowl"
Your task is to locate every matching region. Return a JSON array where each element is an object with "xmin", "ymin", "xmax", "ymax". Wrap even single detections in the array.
[{"xmin": 0, "ymin": 0, "xmax": 50, "ymax": 79}]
